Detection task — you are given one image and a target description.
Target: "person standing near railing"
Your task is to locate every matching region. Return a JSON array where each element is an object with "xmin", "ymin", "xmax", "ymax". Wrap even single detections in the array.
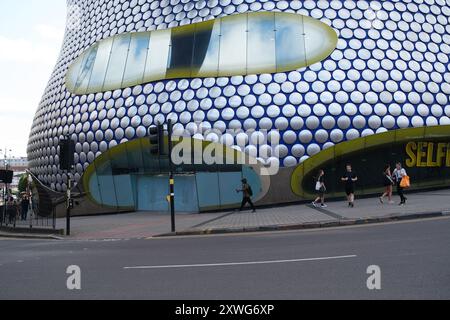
[
  {"xmin": 20, "ymin": 194, "xmax": 29, "ymax": 221},
  {"xmin": 7, "ymin": 196, "xmax": 17, "ymax": 225}
]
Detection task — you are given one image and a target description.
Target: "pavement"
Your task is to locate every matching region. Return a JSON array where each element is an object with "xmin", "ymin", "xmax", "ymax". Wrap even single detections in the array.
[
  {"xmin": 0, "ymin": 189, "xmax": 449, "ymax": 240},
  {"xmin": 180, "ymin": 189, "xmax": 450, "ymax": 236},
  {"xmin": 0, "ymin": 216, "xmax": 449, "ymax": 299}
]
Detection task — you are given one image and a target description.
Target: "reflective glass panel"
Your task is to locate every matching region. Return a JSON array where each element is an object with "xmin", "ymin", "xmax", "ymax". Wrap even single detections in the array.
[
  {"xmin": 196, "ymin": 172, "xmax": 220, "ymax": 210},
  {"xmin": 103, "ymin": 34, "xmax": 131, "ymax": 91},
  {"xmin": 219, "ymin": 14, "xmax": 248, "ymax": 76},
  {"xmin": 73, "ymin": 44, "xmax": 98, "ymax": 94},
  {"xmin": 143, "ymin": 29, "xmax": 171, "ymax": 83},
  {"xmin": 123, "ymin": 32, "xmax": 151, "ymax": 87},
  {"xmin": 303, "ymin": 15, "xmax": 339, "ymax": 67},
  {"xmin": 247, "ymin": 12, "xmax": 276, "ymax": 74},
  {"xmin": 167, "ymin": 24, "xmax": 195, "ymax": 78},
  {"xmin": 193, "ymin": 20, "xmax": 220, "ymax": 77},
  {"xmin": 66, "ymin": 55, "xmax": 82, "ymax": 92},
  {"xmin": 95, "ymin": 153, "xmax": 118, "ymax": 208},
  {"xmin": 275, "ymin": 13, "xmax": 307, "ymax": 72},
  {"xmin": 88, "ymin": 167, "xmax": 103, "ymax": 205},
  {"xmin": 218, "ymin": 171, "xmax": 243, "ymax": 207},
  {"xmin": 88, "ymin": 38, "xmax": 113, "ymax": 92}
]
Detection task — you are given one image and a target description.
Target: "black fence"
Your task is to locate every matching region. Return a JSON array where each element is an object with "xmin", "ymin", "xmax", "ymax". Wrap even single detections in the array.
[{"xmin": 0, "ymin": 202, "xmax": 56, "ymax": 230}]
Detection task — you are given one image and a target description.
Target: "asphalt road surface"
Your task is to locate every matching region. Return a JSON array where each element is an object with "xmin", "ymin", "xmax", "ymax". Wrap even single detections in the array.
[{"xmin": 1, "ymin": 217, "xmax": 449, "ymax": 300}]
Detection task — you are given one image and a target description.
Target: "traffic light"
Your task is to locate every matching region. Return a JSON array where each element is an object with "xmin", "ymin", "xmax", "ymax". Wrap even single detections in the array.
[
  {"xmin": 67, "ymin": 198, "xmax": 74, "ymax": 210},
  {"xmin": 59, "ymin": 138, "xmax": 75, "ymax": 170},
  {"xmin": 149, "ymin": 124, "xmax": 165, "ymax": 156},
  {"xmin": 0, "ymin": 170, "xmax": 13, "ymax": 184}
]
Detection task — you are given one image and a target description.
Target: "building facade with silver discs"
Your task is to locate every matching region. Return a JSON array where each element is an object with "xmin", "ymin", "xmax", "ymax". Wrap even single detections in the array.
[{"xmin": 28, "ymin": 0, "xmax": 450, "ymax": 214}]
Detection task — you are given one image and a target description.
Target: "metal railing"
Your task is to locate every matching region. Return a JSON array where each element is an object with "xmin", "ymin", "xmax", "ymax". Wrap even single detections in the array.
[{"xmin": 0, "ymin": 203, "xmax": 56, "ymax": 230}]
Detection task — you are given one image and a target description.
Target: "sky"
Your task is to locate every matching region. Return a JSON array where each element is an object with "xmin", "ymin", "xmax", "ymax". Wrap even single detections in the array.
[{"xmin": 0, "ymin": 0, "xmax": 67, "ymax": 158}]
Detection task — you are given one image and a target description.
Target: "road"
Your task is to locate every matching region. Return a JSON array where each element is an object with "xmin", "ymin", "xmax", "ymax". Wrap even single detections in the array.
[{"xmin": 0, "ymin": 217, "xmax": 449, "ymax": 299}]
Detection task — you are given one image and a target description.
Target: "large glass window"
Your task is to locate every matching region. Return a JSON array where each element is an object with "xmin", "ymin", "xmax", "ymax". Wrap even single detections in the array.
[
  {"xmin": 275, "ymin": 13, "xmax": 307, "ymax": 72},
  {"xmin": 219, "ymin": 14, "xmax": 248, "ymax": 76},
  {"xmin": 88, "ymin": 38, "xmax": 114, "ymax": 92},
  {"xmin": 103, "ymin": 34, "xmax": 131, "ymax": 91},
  {"xmin": 66, "ymin": 12, "xmax": 338, "ymax": 94},
  {"xmin": 123, "ymin": 32, "xmax": 151, "ymax": 87},
  {"xmin": 247, "ymin": 12, "xmax": 276, "ymax": 74},
  {"xmin": 143, "ymin": 29, "xmax": 171, "ymax": 83}
]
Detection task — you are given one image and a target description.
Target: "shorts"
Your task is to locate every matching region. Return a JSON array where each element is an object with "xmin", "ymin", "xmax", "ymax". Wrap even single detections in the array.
[{"xmin": 345, "ymin": 186, "xmax": 354, "ymax": 196}]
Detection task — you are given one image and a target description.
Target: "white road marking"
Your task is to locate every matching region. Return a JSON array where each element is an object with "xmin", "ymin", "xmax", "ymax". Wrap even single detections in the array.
[{"xmin": 124, "ymin": 254, "xmax": 357, "ymax": 270}]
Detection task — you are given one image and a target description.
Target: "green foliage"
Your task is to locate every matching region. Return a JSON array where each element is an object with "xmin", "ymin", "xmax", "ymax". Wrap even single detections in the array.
[{"xmin": 18, "ymin": 174, "xmax": 28, "ymax": 193}]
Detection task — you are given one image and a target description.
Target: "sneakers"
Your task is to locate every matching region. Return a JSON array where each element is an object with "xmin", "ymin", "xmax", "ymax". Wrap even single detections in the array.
[
  {"xmin": 312, "ymin": 202, "xmax": 327, "ymax": 208},
  {"xmin": 379, "ymin": 197, "xmax": 384, "ymax": 204}
]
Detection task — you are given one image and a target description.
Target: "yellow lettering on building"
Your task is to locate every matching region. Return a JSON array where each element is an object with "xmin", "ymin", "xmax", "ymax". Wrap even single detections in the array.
[
  {"xmin": 416, "ymin": 142, "xmax": 427, "ymax": 167},
  {"xmin": 405, "ymin": 142, "xmax": 417, "ymax": 168},
  {"xmin": 426, "ymin": 142, "xmax": 437, "ymax": 167},
  {"xmin": 406, "ymin": 141, "xmax": 450, "ymax": 168},
  {"xmin": 447, "ymin": 143, "xmax": 450, "ymax": 167},
  {"xmin": 436, "ymin": 143, "xmax": 447, "ymax": 167}
]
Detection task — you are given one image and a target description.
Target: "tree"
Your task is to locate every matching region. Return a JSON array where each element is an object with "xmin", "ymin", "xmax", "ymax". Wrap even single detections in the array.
[{"xmin": 18, "ymin": 174, "xmax": 29, "ymax": 194}]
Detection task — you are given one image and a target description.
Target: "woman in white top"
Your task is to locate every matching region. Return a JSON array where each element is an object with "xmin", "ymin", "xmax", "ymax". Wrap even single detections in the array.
[{"xmin": 392, "ymin": 162, "xmax": 408, "ymax": 205}]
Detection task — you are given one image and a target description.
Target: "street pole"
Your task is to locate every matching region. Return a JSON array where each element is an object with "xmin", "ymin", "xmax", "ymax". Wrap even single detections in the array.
[
  {"xmin": 2, "ymin": 149, "xmax": 10, "ymax": 226},
  {"xmin": 168, "ymin": 120, "xmax": 176, "ymax": 233},
  {"xmin": 1, "ymin": 184, "xmax": 5, "ymax": 226},
  {"xmin": 66, "ymin": 177, "xmax": 72, "ymax": 236}
]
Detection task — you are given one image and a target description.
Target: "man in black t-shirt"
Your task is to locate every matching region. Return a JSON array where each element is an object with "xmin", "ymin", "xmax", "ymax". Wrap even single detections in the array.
[{"xmin": 341, "ymin": 164, "xmax": 358, "ymax": 208}]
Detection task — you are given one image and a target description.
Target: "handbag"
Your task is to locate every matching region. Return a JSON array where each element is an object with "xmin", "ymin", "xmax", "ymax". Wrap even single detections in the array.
[
  {"xmin": 315, "ymin": 181, "xmax": 322, "ymax": 191},
  {"xmin": 400, "ymin": 175, "xmax": 411, "ymax": 188}
]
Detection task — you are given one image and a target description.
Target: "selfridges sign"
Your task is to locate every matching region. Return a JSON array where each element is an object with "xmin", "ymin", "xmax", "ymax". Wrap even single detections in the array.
[{"xmin": 405, "ymin": 142, "xmax": 450, "ymax": 168}]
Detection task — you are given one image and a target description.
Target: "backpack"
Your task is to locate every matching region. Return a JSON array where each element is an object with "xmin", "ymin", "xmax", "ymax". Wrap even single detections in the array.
[{"xmin": 247, "ymin": 185, "xmax": 253, "ymax": 197}]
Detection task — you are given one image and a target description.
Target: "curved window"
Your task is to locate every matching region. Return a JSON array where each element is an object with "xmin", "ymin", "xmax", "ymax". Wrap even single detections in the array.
[{"xmin": 66, "ymin": 12, "xmax": 338, "ymax": 95}]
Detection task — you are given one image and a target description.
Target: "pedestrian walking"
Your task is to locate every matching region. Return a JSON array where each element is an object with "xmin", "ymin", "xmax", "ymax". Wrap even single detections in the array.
[
  {"xmin": 21, "ymin": 195, "xmax": 29, "ymax": 221},
  {"xmin": 379, "ymin": 164, "xmax": 394, "ymax": 204},
  {"xmin": 393, "ymin": 162, "xmax": 408, "ymax": 206},
  {"xmin": 236, "ymin": 179, "xmax": 256, "ymax": 213},
  {"xmin": 341, "ymin": 164, "xmax": 358, "ymax": 208},
  {"xmin": 312, "ymin": 169, "xmax": 327, "ymax": 208}
]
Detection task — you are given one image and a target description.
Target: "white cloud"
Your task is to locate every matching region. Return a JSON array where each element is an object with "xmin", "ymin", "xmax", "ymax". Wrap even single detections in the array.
[
  {"xmin": 0, "ymin": 34, "xmax": 60, "ymax": 65},
  {"xmin": 35, "ymin": 23, "xmax": 65, "ymax": 42}
]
